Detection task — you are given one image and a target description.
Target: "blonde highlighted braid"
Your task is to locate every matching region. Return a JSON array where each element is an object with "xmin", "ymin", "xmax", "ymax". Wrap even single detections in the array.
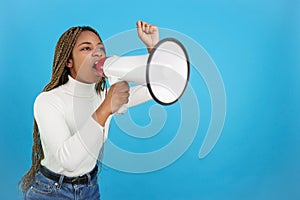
[{"xmin": 19, "ymin": 26, "xmax": 106, "ymax": 193}]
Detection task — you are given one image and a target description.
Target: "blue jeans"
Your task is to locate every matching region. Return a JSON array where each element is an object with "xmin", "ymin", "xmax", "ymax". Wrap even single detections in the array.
[{"xmin": 24, "ymin": 170, "xmax": 100, "ymax": 200}]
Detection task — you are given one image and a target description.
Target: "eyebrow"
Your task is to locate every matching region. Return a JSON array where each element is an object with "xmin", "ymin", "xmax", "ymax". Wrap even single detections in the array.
[{"xmin": 77, "ymin": 41, "xmax": 103, "ymax": 47}]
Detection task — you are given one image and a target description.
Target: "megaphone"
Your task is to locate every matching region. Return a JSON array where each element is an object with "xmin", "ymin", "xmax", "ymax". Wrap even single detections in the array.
[{"xmin": 96, "ymin": 38, "xmax": 190, "ymax": 106}]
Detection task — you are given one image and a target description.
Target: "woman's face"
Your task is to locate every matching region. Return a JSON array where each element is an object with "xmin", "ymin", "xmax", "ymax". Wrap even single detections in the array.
[{"xmin": 67, "ymin": 30, "xmax": 106, "ymax": 83}]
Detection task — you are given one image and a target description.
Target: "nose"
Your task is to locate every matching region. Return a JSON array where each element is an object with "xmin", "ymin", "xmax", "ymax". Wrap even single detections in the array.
[{"xmin": 92, "ymin": 47, "xmax": 104, "ymax": 57}]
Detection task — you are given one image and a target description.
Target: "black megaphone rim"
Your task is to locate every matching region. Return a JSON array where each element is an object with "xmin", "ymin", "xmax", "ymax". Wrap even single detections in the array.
[{"xmin": 146, "ymin": 37, "xmax": 190, "ymax": 105}]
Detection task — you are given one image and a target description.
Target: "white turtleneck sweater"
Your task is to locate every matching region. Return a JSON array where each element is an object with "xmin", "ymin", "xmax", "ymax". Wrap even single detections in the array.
[{"xmin": 34, "ymin": 76, "xmax": 151, "ymax": 177}]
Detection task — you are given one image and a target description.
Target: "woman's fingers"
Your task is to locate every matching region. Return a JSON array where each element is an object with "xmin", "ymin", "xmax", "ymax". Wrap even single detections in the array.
[{"xmin": 137, "ymin": 20, "xmax": 158, "ymax": 34}]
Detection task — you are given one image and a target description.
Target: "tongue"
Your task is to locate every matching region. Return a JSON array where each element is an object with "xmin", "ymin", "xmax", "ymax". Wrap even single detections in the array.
[{"xmin": 95, "ymin": 57, "xmax": 107, "ymax": 77}]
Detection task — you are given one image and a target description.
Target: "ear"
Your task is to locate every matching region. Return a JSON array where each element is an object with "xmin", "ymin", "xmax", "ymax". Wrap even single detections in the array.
[{"xmin": 66, "ymin": 58, "xmax": 73, "ymax": 68}]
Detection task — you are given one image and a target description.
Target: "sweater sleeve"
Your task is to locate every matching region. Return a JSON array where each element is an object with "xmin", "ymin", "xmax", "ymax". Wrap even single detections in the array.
[{"xmin": 34, "ymin": 93, "xmax": 104, "ymax": 172}]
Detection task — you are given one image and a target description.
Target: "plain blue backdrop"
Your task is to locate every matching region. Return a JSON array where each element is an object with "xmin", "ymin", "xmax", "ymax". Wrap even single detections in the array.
[{"xmin": 1, "ymin": 0, "xmax": 299, "ymax": 199}]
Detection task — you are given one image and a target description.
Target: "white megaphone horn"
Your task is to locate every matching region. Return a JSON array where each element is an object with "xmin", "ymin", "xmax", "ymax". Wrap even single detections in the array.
[{"xmin": 95, "ymin": 38, "xmax": 190, "ymax": 107}]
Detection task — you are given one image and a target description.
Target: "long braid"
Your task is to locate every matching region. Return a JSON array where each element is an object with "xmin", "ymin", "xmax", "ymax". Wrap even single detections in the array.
[{"xmin": 20, "ymin": 26, "xmax": 106, "ymax": 193}]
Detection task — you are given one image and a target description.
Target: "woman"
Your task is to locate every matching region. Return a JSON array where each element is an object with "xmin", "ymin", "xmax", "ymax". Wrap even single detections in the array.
[{"xmin": 20, "ymin": 21, "xmax": 159, "ymax": 199}]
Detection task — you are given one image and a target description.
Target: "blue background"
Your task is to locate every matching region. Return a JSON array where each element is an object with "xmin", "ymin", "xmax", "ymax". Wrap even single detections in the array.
[{"xmin": 1, "ymin": 0, "xmax": 300, "ymax": 199}]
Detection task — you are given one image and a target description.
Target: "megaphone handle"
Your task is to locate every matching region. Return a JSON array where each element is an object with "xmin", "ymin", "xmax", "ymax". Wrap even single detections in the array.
[
  {"xmin": 115, "ymin": 85, "xmax": 152, "ymax": 114},
  {"xmin": 116, "ymin": 104, "xmax": 128, "ymax": 114},
  {"xmin": 107, "ymin": 76, "xmax": 128, "ymax": 114}
]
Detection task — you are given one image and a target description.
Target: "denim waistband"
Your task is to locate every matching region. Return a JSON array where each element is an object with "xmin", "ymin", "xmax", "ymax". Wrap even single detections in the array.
[{"xmin": 39, "ymin": 165, "xmax": 98, "ymax": 185}]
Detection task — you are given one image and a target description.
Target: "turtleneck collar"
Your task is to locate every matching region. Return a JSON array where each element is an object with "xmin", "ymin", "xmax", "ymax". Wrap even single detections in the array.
[{"xmin": 62, "ymin": 75, "xmax": 96, "ymax": 97}]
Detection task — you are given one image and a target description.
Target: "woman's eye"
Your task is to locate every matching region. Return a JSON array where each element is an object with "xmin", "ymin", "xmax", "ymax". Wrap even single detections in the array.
[
  {"xmin": 81, "ymin": 47, "xmax": 91, "ymax": 51},
  {"xmin": 98, "ymin": 47, "xmax": 105, "ymax": 52}
]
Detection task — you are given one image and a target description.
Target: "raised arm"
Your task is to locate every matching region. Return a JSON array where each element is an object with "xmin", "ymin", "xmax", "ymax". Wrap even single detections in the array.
[{"xmin": 136, "ymin": 21, "xmax": 159, "ymax": 53}]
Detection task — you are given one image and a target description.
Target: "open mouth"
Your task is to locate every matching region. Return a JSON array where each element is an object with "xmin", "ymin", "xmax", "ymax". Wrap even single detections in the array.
[{"xmin": 92, "ymin": 57, "xmax": 107, "ymax": 77}]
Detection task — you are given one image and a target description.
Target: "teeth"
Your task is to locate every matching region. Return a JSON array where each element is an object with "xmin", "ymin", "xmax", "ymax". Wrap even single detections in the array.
[{"xmin": 92, "ymin": 61, "xmax": 98, "ymax": 69}]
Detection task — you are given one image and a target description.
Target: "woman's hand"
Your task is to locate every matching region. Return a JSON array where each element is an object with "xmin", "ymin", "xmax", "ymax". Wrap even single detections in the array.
[
  {"xmin": 93, "ymin": 81, "xmax": 129, "ymax": 126},
  {"xmin": 136, "ymin": 21, "xmax": 159, "ymax": 53}
]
